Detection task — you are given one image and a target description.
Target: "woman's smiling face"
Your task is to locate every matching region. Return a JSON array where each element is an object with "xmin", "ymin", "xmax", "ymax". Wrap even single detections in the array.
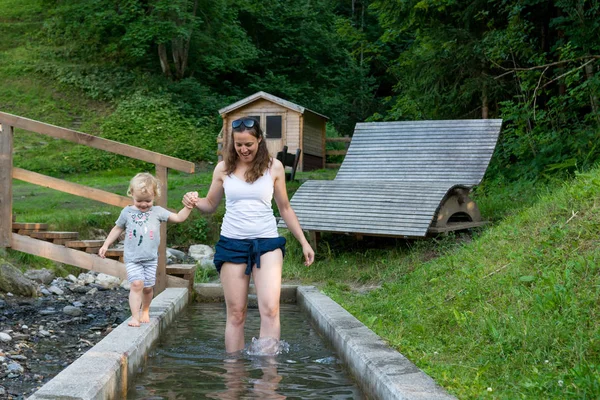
[{"xmin": 233, "ymin": 130, "xmax": 261, "ymax": 163}]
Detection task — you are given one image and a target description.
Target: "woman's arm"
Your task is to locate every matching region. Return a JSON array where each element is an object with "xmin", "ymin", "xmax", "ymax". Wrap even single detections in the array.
[
  {"xmin": 183, "ymin": 161, "xmax": 225, "ymax": 214},
  {"xmin": 272, "ymin": 159, "xmax": 315, "ymax": 266}
]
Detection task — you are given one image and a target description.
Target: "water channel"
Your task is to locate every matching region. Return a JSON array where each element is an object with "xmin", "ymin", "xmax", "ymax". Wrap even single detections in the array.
[{"xmin": 127, "ymin": 302, "xmax": 365, "ymax": 399}]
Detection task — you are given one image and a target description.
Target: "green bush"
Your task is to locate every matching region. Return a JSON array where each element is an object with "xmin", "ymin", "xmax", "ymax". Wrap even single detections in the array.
[{"xmin": 68, "ymin": 93, "xmax": 218, "ymax": 172}]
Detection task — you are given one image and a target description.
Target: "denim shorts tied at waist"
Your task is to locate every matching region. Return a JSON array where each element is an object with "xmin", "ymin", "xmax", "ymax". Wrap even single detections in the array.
[{"xmin": 213, "ymin": 235, "xmax": 286, "ymax": 275}]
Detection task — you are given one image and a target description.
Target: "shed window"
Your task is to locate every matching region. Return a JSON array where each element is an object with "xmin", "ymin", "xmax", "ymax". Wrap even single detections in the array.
[{"xmin": 266, "ymin": 115, "xmax": 282, "ymax": 139}]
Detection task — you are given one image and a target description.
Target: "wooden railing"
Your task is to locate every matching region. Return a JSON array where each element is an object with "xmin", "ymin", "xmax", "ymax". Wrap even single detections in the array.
[
  {"xmin": 325, "ymin": 136, "xmax": 351, "ymax": 169},
  {"xmin": 0, "ymin": 111, "xmax": 195, "ymax": 293}
]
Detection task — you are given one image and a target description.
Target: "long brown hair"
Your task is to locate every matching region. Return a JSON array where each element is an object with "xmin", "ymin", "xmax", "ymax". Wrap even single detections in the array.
[{"xmin": 224, "ymin": 118, "xmax": 270, "ymax": 183}]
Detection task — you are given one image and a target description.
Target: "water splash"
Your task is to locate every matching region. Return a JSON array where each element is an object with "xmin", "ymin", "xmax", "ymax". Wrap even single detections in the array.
[{"xmin": 245, "ymin": 337, "xmax": 290, "ymax": 356}]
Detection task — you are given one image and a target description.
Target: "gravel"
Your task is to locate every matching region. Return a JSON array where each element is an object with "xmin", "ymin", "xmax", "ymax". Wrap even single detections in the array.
[{"xmin": 0, "ymin": 275, "xmax": 129, "ymax": 399}]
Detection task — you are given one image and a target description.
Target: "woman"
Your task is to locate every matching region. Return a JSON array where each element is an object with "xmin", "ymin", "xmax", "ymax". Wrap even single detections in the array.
[{"xmin": 183, "ymin": 117, "xmax": 314, "ymax": 353}]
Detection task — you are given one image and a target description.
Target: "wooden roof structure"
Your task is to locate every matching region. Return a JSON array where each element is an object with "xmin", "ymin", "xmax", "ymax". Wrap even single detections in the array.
[
  {"xmin": 279, "ymin": 119, "xmax": 503, "ymax": 239},
  {"xmin": 218, "ymin": 91, "xmax": 329, "ymax": 120}
]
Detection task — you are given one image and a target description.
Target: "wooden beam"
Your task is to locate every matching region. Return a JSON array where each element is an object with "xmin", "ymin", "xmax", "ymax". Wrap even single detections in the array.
[
  {"xmin": 0, "ymin": 111, "xmax": 194, "ymax": 173},
  {"xmin": 12, "ymin": 168, "xmax": 177, "ymax": 212},
  {"xmin": 325, "ymin": 150, "xmax": 348, "ymax": 156},
  {"xmin": 427, "ymin": 221, "xmax": 488, "ymax": 233},
  {"xmin": 0, "ymin": 124, "xmax": 13, "ymax": 248},
  {"xmin": 155, "ymin": 165, "xmax": 168, "ymax": 294},
  {"xmin": 11, "ymin": 233, "xmax": 127, "ymax": 279},
  {"xmin": 13, "ymin": 168, "xmax": 132, "ymax": 209},
  {"xmin": 325, "ymin": 137, "xmax": 352, "ymax": 143},
  {"xmin": 166, "ymin": 275, "xmax": 189, "ymax": 289}
]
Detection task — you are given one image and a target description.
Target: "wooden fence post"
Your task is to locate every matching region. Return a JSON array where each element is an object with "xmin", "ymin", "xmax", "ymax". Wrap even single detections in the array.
[
  {"xmin": 155, "ymin": 165, "xmax": 168, "ymax": 294},
  {"xmin": 0, "ymin": 124, "xmax": 13, "ymax": 248}
]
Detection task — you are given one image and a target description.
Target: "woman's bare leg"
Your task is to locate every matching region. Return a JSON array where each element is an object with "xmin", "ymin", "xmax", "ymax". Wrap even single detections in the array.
[
  {"xmin": 253, "ymin": 249, "xmax": 283, "ymax": 341},
  {"xmin": 220, "ymin": 262, "xmax": 251, "ymax": 353}
]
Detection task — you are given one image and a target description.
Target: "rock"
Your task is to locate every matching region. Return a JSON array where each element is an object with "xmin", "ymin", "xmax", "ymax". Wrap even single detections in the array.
[
  {"xmin": 69, "ymin": 284, "xmax": 90, "ymax": 294},
  {"xmin": 188, "ymin": 244, "xmax": 215, "ymax": 267},
  {"xmin": 24, "ymin": 268, "xmax": 55, "ymax": 285},
  {"xmin": 95, "ymin": 273, "xmax": 121, "ymax": 290},
  {"xmin": 7, "ymin": 362, "xmax": 24, "ymax": 374},
  {"xmin": 120, "ymin": 280, "xmax": 131, "ymax": 290},
  {"xmin": 167, "ymin": 248, "xmax": 187, "ymax": 263},
  {"xmin": 0, "ymin": 333, "xmax": 11, "ymax": 343},
  {"xmin": 0, "ymin": 261, "xmax": 38, "ymax": 297},
  {"xmin": 62, "ymin": 306, "xmax": 82, "ymax": 317},
  {"xmin": 78, "ymin": 273, "xmax": 96, "ymax": 285},
  {"xmin": 66, "ymin": 274, "xmax": 78, "ymax": 283},
  {"xmin": 48, "ymin": 286, "xmax": 64, "ymax": 296},
  {"xmin": 0, "ymin": 299, "xmax": 5, "ymax": 308}
]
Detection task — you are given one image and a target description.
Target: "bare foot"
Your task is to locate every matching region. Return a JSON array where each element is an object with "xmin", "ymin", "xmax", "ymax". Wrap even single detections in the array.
[
  {"xmin": 128, "ymin": 318, "xmax": 141, "ymax": 327},
  {"xmin": 139, "ymin": 311, "xmax": 150, "ymax": 323}
]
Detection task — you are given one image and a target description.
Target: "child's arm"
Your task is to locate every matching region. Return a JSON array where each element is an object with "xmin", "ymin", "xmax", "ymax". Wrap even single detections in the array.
[
  {"xmin": 98, "ymin": 225, "xmax": 125, "ymax": 258},
  {"xmin": 167, "ymin": 205, "xmax": 194, "ymax": 223}
]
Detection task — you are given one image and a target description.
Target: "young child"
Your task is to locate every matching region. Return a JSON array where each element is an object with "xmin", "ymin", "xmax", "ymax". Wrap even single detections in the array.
[{"xmin": 99, "ymin": 172, "xmax": 195, "ymax": 327}]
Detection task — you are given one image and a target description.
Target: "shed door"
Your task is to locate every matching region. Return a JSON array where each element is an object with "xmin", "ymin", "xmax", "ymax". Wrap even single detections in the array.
[{"xmin": 264, "ymin": 113, "xmax": 285, "ymax": 158}]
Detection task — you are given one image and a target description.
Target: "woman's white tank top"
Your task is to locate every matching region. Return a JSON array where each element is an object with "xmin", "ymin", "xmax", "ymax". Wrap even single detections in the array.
[{"xmin": 220, "ymin": 169, "xmax": 278, "ymax": 239}]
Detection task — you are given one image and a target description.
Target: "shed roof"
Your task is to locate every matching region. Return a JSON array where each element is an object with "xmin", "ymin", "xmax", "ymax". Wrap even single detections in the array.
[{"xmin": 218, "ymin": 91, "xmax": 329, "ymax": 120}]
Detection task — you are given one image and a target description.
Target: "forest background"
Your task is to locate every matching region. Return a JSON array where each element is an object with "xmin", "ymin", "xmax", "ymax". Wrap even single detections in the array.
[
  {"xmin": 9, "ymin": 0, "xmax": 600, "ymax": 178},
  {"xmin": 2, "ymin": 0, "xmax": 600, "ymax": 399}
]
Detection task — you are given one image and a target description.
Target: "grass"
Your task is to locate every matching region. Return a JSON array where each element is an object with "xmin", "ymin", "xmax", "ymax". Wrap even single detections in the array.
[{"xmin": 315, "ymin": 169, "xmax": 600, "ymax": 399}]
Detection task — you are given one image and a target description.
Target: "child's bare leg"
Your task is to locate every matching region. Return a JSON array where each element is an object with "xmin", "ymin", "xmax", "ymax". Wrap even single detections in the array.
[
  {"xmin": 128, "ymin": 280, "xmax": 144, "ymax": 327},
  {"xmin": 140, "ymin": 287, "xmax": 153, "ymax": 323}
]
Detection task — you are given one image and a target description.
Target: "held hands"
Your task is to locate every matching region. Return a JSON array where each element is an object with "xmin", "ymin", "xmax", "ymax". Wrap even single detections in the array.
[
  {"xmin": 302, "ymin": 242, "xmax": 315, "ymax": 266},
  {"xmin": 182, "ymin": 191, "xmax": 199, "ymax": 209}
]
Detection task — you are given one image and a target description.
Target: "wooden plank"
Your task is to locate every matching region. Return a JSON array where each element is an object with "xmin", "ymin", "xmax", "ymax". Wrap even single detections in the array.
[
  {"xmin": 0, "ymin": 111, "xmax": 194, "ymax": 173},
  {"xmin": 16, "ymin": 229, "xmax": 46, "ymax": 235},
  {"xmin": 326, "ymin": 137, "xmax": 352, "ymax": 143},
  {"xmin": 166, "ymin": 274, "xmax": 189, "ymax": 289},
  {"xmin": 155, "ymin": 165, "xmax": 168, "ymax": 294},
  {"xmin": 65, "ymin": 240, "xmax": 104, "ymax": 248},
  {"xmin": 166, "ymin": 264, "xmax": 197, "ymax": 275},
  {"xmin": 30, "ymin": 231, "xmax": 79, "ymax": 239},
  {"xmin": 13, "ymin": 168, "xmax": 133, "ymax": 209},
  {"xmin": 12, "ymin": 222, "xmax": 49, "ymax": 230},
  {"xmin": 51, "ymin": 239, "xmax": 71, "ymax": 245},
  {"xmin": 325, "ymin": 150, "xmax": 348, "ymax": 156},
  {"xmin": 11, "ymin": 233, "xmax": 127, "ymax": 279},
  {"xmin": 0, "ymin": 124, "xmax": 13, "ymax": 248},
  {"xmin": 104, "ymin": 248, "xmax": 123, "ymax": 257},
  {"xmin": 427, "ymin": 221, "xmax": 488, "ymax": 233}
]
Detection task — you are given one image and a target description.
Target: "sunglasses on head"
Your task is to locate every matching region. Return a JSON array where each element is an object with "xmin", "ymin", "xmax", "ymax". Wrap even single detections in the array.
[{"xmin": 232, "ymin": 118, "xmax": 256, "ymax": 129}]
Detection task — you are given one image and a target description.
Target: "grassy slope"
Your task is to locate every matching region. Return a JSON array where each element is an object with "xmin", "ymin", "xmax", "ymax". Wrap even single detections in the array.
[
  {"xmin": 0, "ymin": 0, "xmax": 113, "ymax": 173},
  {"xmin": 321, "ymin": 169, "xmax": 600, "ymax": 399}
]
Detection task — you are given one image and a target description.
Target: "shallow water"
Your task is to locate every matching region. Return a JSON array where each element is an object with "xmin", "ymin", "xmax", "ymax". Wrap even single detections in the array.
[{"xmin": 127, "ymin": 303, "xmax": 364, "ymax": 399}]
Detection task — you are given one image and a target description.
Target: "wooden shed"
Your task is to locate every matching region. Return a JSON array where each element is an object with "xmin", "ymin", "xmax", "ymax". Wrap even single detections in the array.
[{"xmin": 218, "ymin": 91, "xmax": 329, "ymax": 171}]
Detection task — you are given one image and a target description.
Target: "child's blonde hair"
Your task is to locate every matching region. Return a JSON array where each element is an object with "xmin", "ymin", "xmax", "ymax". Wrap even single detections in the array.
[{"xmin": 127, "ymin": 172, "xmax": 161, "ymax": 198}]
